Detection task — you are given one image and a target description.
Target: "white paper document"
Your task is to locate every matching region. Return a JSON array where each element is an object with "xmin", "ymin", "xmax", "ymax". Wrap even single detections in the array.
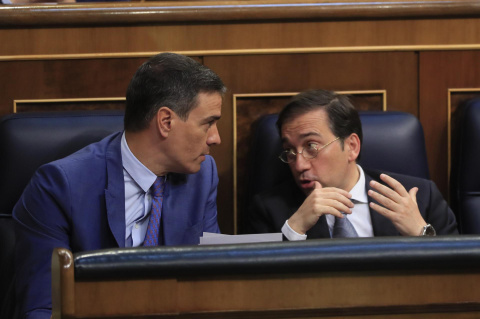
[{"xmin": 199, "ymin": 232, "xmax": 282, "ymax": 245}]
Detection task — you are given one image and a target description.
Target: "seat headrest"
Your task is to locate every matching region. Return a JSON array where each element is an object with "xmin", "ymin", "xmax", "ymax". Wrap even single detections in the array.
[{"xmin": 0, "ymin": 111, "xmax": 124, "ymax": 215}]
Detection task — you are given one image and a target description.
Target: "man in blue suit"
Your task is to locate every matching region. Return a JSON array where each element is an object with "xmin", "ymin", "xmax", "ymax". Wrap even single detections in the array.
[{"xmin": 13, "ymin": 52, "xmax": 226, "ymax": 319}]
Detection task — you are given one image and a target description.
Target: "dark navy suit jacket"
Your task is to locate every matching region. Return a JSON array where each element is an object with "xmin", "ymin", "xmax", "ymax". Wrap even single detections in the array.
[
  {"xmin": 247, "ymin": 169, "xmax": 458, "ymax": 238},
  {"xmin": 13, "ymin": 132, "xmax": 220, "ymax": 319}
]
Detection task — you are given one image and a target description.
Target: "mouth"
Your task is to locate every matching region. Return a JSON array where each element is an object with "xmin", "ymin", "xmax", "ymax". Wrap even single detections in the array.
[{"xmin": 299, "ymin": 179, "xmax": 315, "ymax": 190}]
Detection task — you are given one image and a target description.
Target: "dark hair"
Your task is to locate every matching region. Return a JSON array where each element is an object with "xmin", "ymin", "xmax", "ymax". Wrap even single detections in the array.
[
  {"xmin": 277, "ymin": 89, "xmax": 363, "ymax": 159},
  {"xmin": 125, "ymin": 52, "xmax": 226, "ymax": 131}
]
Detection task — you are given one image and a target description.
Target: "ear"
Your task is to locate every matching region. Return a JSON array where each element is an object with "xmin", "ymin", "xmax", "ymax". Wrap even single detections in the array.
[
  {"xmin": 344, "ymin": 133, "xmax": 361, "ymax": 162},
  {"xmin": 155, "ymin": 107, "xmax": 174, "ymax": 138}
]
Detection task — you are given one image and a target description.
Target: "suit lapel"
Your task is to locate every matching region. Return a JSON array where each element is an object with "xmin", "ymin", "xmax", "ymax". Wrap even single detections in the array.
[
  {"xmin": 364, "ymin": 171, "xmax": 400, "ymax": 236},
  {"xmin": 105, "ymin": 133, "xmax": 126, "ymax": 247}
]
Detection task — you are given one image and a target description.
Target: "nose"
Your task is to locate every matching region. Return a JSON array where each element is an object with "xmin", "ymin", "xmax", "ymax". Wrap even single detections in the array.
[
  {"xmin": 292, "ymin": 152, "xmax": 311, "ymax": 173},
  {"xmin": 207, "ymin": 124, "xmax": 221, "ymax": 146}
]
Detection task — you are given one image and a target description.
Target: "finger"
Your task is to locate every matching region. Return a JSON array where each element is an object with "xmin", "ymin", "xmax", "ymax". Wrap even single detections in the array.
[
  {"xmin": 369, "ymin": 180, "xmax": 400, "ymax": 203},
  {"xmin": 313, "ymin": 181, "xmax": 322, "ymax": 190},
  {"xmin": 313, "ymin": 189, "xmax": 354, "ymax": 208},
  {"xmin": 321, "ymin": 187, "xmax": 352, "ymax": 199},
  {"xmin": 369, "ymin": 201, "xmax": 393, "ymax": 217},
  {"xmin": 379, "ymin": 174, "xmax": 409, "ymax": 197},
  {"xmin": 409, "ymin": 187, "xmax": 419, "ymax": 205},
  {"xmin": 315, "ymin": 206, "xmax": 345, "ymax": 219},
  {"xmin": 317, "ymin": 199, "xmax": 353, "ymax": 214},
  {"xmin": 368, "ymin": 189, "xmax": 399, "ymax": 211}
]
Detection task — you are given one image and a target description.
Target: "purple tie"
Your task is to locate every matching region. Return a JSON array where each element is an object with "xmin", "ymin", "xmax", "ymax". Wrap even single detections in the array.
[{"xmin": 143, "ymin": 176, "xmax": 166, "ymax": 246}]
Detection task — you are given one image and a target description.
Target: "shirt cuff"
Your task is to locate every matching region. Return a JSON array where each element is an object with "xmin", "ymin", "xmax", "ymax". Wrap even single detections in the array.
[{"xmin": 281, "ymin": 220, "xmax": 307, "ymax": 241}]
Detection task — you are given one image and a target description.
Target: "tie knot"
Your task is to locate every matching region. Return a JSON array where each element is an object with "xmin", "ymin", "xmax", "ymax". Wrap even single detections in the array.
[{"xmin": 151, "ymin": 176, "xmax": 165, "ymax": 198}]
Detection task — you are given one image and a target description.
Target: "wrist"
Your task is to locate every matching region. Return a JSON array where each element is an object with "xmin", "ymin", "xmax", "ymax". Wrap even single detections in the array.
[
  {"xmin": 287, "ymin": 217, "xmax": 307, "ymax": 235},
  {"xmin": 419, "ymin": 223, "xmax": 436, "ymax": 236},
  {"xmin": 283, "ymin": 220, "xmax": 307, "ymax": 241}
]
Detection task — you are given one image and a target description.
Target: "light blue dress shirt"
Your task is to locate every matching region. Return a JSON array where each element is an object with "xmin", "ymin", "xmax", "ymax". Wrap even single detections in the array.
[{"xmin": 121, "ymin": 132, "xmax": 160, "ymax": 247}]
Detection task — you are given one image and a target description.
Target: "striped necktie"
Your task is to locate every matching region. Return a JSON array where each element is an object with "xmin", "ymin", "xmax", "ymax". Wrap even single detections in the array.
[
  {"xmin": 332, "ymin": 213, "xmax": 358, "ymax": 238},
  {"xmin": 143, "ymin": 176, "xmax": 165, "ymax": 246}
]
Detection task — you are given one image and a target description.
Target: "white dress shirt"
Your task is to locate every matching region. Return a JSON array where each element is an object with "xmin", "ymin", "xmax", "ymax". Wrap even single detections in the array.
[{"xmin": 282, "ymin": 165, "xmax": 374, "ymax": 240}]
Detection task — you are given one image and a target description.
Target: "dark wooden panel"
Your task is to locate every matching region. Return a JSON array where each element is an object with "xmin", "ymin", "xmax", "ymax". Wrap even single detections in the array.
[
  {"xmin": 15, "ymin": 100, "xmax": 125, "ymax": 113},
  {"xmin": 205, "ymin": 52, "xmax": 418, "ymax": 233},
  {"xmin": 419, "ymin": 51, "xmax": 480, "ymax": 200},
  {"xmin": 0, "ymin": 58, "xmax": 147, "ymax": 117},
  {"xmin": 3, "ymin": 0, "xmax": 480, "ymax": 28}
]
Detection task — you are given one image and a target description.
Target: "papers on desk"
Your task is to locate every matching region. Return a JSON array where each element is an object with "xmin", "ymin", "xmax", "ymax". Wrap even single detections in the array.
[{"xmin": 199, "ymin": 232, "xmax": 282, "ymax": 245}]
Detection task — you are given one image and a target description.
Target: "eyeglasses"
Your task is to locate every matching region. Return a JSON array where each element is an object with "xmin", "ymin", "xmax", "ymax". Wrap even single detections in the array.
[{"xmin": 278, "ymin": 137, "xmax": 340, "ymax": 163}]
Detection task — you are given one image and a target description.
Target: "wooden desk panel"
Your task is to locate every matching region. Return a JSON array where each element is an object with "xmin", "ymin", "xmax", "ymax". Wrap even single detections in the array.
[{"xmin": 52, "ymin": 244, "xmax": 480, "ymax": 319}]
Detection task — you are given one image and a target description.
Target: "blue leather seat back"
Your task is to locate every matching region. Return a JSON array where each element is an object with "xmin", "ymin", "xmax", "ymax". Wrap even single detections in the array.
[
  {"xmin": 451, "ymin": 99, "xmax": 480, "ymax": 234},
  {"xmin": 0, "ymin": 110, "xmax": 124, "ymax": 315},
  {"xmin": 0, "ymin": 214, "xmax": 16, "ymax": 318},
  {"xmin": 0, "ymin": 111, "xmax": 125, "ymax": 216},
  {"xmin": 248, "ymin": 111, "xmax": 430, "ymax": 201},
  {"xmin": 360, "ymin": 112, "xmax": 429, "ymax": 179}
]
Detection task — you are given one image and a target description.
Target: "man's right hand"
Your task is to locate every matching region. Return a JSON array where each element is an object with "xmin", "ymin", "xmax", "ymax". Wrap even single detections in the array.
[{"xmin": 288, "ymin": 181, "xmax": 354, "ymax": 234}]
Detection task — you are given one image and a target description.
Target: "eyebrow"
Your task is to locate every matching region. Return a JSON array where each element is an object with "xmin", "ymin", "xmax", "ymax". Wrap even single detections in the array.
[
  {"xmin": 202, "ymin": 115, "xmax": 221, "ymax": 124},
  {"xmin": 281, "ymin": 132, "xmax": 321, "ymax": 144}
]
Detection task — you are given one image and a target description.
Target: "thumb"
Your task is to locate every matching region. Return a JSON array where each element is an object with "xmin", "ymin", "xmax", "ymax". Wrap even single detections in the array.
[
  {"xmin": 313, "ymin": 181, "xmax": 322, "ymax": 189},
  {"xmin": 409, "ymin": 187, "xmax": 418, "ymax": 204}
]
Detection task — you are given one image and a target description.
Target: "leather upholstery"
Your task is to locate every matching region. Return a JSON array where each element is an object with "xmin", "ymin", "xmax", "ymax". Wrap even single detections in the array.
[
  {"xmin": 247, "ymin": 111, "xmax": 430, "ymax": 203},
  {"xmin": 0, "ymin": 214, "xmax": 16, "ymax": 318},
  {"xmin": 73, "ymin": 236, "xmax": 480, "ymax": 281},
  {"xmin": 0, "ymin": 110, "xmax": 124, "ymax": 315},
  {"xmin": 0, "ymin": 110, "xmax": 125, "ymax": 216},
  {"xmin": 451, "ymin": 99, "xmax": 480, "ymax": 234}
]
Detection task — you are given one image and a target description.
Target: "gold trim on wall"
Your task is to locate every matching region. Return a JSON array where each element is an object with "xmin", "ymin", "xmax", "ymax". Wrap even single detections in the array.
[
  {"xmin": 232, "ymin": 90, "xmax": 387, "ymax": 234},
  {"xmin": 2, "ymin": 45, "xmax": 480, "ymax": 62},
  {"xmin": 447, "ymin": 88, "xmax": 480, "ymax": 191},
  {"xmin": 13, "ymin": 97, "xmax": 126, "ymax": 113}
]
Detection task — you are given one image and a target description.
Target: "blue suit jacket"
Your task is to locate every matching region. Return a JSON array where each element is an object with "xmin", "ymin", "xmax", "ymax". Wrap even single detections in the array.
[{"xmin": 13, "ymin": 132, "xmax": 220, "ymax": 319}]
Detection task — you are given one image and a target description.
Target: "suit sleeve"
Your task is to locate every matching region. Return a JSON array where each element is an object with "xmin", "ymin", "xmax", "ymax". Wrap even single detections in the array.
[
  {"xmin": 425, "ymin": 180, "xmax": 459, "ymax": 235},
  {"xmin": 13, "ymin": 163, "xmax": 72, "ymax": 319},
  {"xmin": 202, "ymin": 156, "xmax": 220, "ymax": 234}
]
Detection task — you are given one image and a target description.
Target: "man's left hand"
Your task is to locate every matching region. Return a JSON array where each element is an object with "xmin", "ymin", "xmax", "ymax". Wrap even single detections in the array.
[{"xmin": 368, "ymin": 173, "xmax": 427, "ymax": 236}]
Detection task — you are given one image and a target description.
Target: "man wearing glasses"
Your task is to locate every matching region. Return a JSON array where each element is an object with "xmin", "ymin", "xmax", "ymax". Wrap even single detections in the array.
[{"xmin": 247, "ymin": 89, "xmax": 457, "ymax": 239}]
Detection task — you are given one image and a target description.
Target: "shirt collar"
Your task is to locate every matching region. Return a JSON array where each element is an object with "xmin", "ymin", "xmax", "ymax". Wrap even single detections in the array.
[
  {"xmin": 349, "ymin": 164, "xmax": 368, "ymax": 204},
  {"xmin": 121, "ymin": 131, "xmax": 157, "ymax": 192}
]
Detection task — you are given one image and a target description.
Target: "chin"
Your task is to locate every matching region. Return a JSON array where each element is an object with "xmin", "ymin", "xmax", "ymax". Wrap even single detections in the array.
[{"xmin": 185, "ymin": 163, "xmax": 202, "ymax": 174}]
